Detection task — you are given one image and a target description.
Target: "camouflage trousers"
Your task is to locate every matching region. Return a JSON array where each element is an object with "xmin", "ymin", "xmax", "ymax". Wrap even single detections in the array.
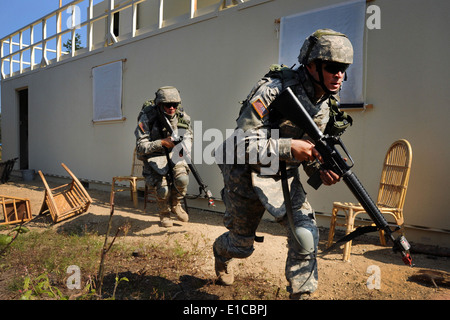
[
  {"xmin": 213, "ymin": 163, "xmax": 319, "ymax": 295},
  {"xmin": 145, "ymin": 163, "xmax": 189, "ymax": 212}
]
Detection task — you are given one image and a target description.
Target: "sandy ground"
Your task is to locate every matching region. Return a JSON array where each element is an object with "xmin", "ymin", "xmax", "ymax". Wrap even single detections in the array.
[{"xmin": 1, "ymin": 174, "xmax": 449, "ymax": 300}]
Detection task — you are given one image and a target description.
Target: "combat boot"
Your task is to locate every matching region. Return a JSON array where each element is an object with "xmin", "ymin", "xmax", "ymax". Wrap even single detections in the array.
[
  {"xmin": 171, "ymin": 199, "xmax": 189, "ymax": 222},
  {"xmin": 157, "ymin": 198, "xmax": 173, "ymax": 227},
  {"xmin": 289, "ymin": 292, "xmax": 312, "ymax": 300},
  {"xmin": 214, "ymin": 256, "xmax": 234, "ymax": 286},
  {"xmin": 159, "ymin": 212, "xmax": 173, "ymax": 228}
]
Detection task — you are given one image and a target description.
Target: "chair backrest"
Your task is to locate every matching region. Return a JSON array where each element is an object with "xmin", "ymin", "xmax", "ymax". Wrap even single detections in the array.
[
  {"xmin": 131, "ymin": 147, "xmax": 144, "ymax": 177},
  {"xmin": 377, "ymin": 139, "xmax": 412, "ymax": 209}
]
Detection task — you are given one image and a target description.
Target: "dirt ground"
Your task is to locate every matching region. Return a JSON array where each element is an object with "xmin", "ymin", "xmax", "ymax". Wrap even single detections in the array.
[{"xmin": 1, "ymin": 174, "xmax": 449, "ymax": 301}]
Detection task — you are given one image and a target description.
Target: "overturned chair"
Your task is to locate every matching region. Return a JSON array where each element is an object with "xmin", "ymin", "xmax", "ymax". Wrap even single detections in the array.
[
  {"xmin": 0, "ymin": 195, "xmax": 32, "ymax": 225},
  {"xmin": 38, "ymin": 163, "xmax": 92, "ymax": 223}
]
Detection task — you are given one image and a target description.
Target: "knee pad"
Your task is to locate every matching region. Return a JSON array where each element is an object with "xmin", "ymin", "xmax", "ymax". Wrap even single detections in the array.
[
  {"xmin": 292, "ymin": 226, "xmax": 318, "ymax": 255},
  {"xmin": 156, "ymin": 186, "xmax": 170, "ymax": 200},
  {"xmin": 174, "ymin": 174, "xmax": 189, "ymax": 189}
]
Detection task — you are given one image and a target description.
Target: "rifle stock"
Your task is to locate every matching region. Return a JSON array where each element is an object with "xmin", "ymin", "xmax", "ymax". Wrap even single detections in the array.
[{"xmin": 270, "ymin": 88, "xmax": 412, "ymax": 266}]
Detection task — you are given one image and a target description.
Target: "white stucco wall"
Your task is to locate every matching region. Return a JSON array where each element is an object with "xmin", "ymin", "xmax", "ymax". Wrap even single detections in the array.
[{"xmin": 1, "ymin": 0, "xmax": 449, "ymax": 247}]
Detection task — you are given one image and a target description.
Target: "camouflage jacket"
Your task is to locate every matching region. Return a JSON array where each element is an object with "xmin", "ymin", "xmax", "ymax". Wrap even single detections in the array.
[
  {"xmin": 218, "ymin": 66, "xmax": 338, "ymax": 218},
  {"xmin": 134, "ymin": 101, "xmax": 193, "ymax": 176},
  {"xmin": 222, "ymin": 65, "xmax": 337, "ymax": 172}
]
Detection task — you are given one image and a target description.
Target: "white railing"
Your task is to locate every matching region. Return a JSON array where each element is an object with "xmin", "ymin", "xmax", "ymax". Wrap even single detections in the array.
[{"xmin": 0, "ymin": 0, "xmax": 254, "ymax": 80}]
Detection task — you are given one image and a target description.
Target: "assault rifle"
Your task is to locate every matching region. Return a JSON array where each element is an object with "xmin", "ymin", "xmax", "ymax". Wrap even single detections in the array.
[
  {"xmin": 270, "ymin": 87, "xmax": 412, "ymax": 266},
  {"xmin": 157, "ymin": 112, "xmax": 215, "ymax": 207}
]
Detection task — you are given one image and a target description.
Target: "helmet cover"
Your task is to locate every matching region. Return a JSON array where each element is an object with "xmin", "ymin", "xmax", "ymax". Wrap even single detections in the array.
[
  {"xmin": 298, "ymin": 29, "xmax": 353, "ymax": 65},
  {"xmin": 155, "ymin": 86, "xmax": 181, "ymax": 105}
]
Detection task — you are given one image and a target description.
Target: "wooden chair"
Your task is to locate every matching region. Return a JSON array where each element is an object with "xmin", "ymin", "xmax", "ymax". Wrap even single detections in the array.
[
  {"xmin": 327, "ymin": 139, "xmax": 413, "ymax": 261},
  {"xmin": 111, "ymin": 148, "xmax": 145, "ymax": 208},
  {"xmin": 38, "ymin": 163, "xmax": 92, "ymax": 223},
  {"xmin": 0, "ymin": 195, "xmax": 32, "ymax": 225},
  {"xmin": 114, "ymin": 148, "xmax": 188, "ymax": 212}
]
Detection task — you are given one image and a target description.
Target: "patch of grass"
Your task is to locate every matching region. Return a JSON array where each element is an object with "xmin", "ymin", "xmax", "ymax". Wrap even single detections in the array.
[
  {"xmin": 0, "ymin": 228, "xmax": 289, "ymax": 300},
  {"xmin": 7, "ymin": 229, "xmax": 103, "ymax": 276},
  {"xmin": 0, "ymin": 228, "xmax": 103, "ymax": 299}
]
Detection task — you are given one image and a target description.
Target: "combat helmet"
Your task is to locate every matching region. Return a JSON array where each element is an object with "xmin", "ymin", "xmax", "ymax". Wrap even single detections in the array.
[
  {"xmin": 298, "ymin": 29, "xmax": 353, "ymax": 66},
  {"xmin": 155, "ymin": 86, "xmax": 181, "ymax": 105},
  {"xmin": 298, "ymin": 29, "xmax": 353, "ymax": 94}
]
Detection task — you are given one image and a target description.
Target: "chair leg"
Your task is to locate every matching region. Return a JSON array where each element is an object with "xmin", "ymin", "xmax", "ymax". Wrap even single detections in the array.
[
  {"xmin": 327, "ymin": 206, "xmax": 339, "ymax": 248},
  {"xmin": 379, "ymin": 229, "xmax": 387, "ymax": 246},
  {"xmin": 342, "ymin": 209, "xmax": 354, "ymax": 262},
  {"xmin": 131, "ymin": 181, "xmax": 138, "ymax": 208}
]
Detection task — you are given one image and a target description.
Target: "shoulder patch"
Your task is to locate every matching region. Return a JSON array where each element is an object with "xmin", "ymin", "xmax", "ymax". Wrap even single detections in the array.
[
  {"xmin": 251, "ymin": 98, "xmax": 268, "ymax": 118},
  {"xmin": 138, "ymin": 122, "xmax": 146, "ymax": 134}
]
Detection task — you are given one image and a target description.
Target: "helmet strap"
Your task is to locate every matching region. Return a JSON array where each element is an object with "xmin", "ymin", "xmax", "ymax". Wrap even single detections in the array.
[
  {"xmin": 306, "ymin": 60, "xmax": 339, "ymax": 96},
  {"xmin": 158, "ymin": 104, "xmax": 176, "ymax": 118}
]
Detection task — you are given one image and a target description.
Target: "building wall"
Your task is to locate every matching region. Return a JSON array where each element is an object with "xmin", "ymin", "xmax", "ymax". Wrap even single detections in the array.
[{"xmin": 2, "ymin": 0, "xmax": 449, "ymax": 246}]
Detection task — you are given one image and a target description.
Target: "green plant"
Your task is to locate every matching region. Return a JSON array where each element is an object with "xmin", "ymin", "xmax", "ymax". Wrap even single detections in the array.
[
  {"xmin": 110, "ymin": 274, "xmax": 129, "ymax": 300},
  {"xmin": 20, "ymin": 271, "xmax": 68, "ymax": 300},
  {"xmin": 173, "ymin": 240, "xmax": 188, "ymax": 258},
  {"xmin": 0, "ymin": 225, "xmax": 29, "ymax": 256}
]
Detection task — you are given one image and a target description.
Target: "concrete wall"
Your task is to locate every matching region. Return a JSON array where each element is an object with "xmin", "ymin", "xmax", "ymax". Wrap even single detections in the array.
[{"xmin": 2, "ymin": 0, "xmax": 449, "ymax": 247}]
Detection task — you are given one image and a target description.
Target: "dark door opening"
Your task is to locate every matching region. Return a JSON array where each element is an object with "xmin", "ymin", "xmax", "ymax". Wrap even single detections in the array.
[{"xmin": 18, "ymin": 88, "xmax": 29, "ymax": 170}]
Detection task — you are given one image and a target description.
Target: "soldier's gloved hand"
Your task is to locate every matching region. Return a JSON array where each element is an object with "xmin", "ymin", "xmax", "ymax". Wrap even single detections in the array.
[
  {"xmin": 320, "ymin": 169, "xmax": 340, "ymax": 186},
  {"xmin": 161, "ymin": 137, "xmax": 175, "ymax": 149}
]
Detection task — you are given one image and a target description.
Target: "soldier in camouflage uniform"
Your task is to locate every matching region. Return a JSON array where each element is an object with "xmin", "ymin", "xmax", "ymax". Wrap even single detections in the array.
[
  {"xmin": 213, "ymin": 29, "xmax": 354, "ymax": 299},
  {"xmin": 135, "ymin": 86, "xmax": 193, "ymax": 228}
]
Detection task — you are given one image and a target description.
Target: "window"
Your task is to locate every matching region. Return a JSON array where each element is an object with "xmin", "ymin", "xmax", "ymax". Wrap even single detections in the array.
[
  {"xmin": 92, "ymin": 60, "xmax": 124, "ymax": 122},
  {"xmin": 278, "ymin": 0, "xmax": 366, "ymax": 107},
  {"xmin": 113, "ymin": 12, "xmax": 120, "ymax": 37}
]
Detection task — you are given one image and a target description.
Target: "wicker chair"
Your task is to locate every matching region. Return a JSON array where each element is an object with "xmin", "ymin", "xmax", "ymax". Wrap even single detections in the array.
[
  {"xmin": 0, "ymin": 195, "xmax": 32, "ymax": 225},
  {"xmin": 327, "ymin": 139, "xmax": 413, "ymax": 261},
  {"xmin": 111, "ymin": 148, "xmax": 145, "ymax": 208},
  {"xmin": 39, "ymin": 163, "xmax": 92, "ymax": 223}
]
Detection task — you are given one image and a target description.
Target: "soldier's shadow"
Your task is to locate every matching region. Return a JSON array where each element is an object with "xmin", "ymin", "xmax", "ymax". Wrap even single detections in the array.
[{"xmin": 100, "ymin": 272, "xmax": 218, "ymax": 300}]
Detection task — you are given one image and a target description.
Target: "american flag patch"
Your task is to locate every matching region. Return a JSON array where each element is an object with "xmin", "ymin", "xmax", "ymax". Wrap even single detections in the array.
[
  {"xmin": 138, "ymin": 122, "xmax": 146, "ymax": 133},
  {"xmin": 251, "ymin": 98, "xmax": 268, "ymax": 118}
]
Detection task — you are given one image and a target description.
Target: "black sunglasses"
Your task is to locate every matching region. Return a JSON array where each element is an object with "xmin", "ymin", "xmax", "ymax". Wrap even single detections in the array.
[
  {"xmin": 163, "ymin": 103, "xmax": 179, "ymax": 109},
  {"xmin": 323, "ymin": 63, "xmax": 349, "ymax": 74}
]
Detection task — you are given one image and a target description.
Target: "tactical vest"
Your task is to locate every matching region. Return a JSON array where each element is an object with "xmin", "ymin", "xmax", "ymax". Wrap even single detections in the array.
[
  {"xmin": 266, "ymin": 64, "xmax": 352, "ymax": 136},
  {"xmin": 138, "ymin": 100, "xmax": 191, "ymax": 132}
]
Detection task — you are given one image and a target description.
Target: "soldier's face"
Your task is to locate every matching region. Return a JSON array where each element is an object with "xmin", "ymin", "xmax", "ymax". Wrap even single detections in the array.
[
  {"xmin": 163, "ymin": 103, "xmax": 178, "ymax": 116},
  {"xmin": 307, "ymin": 61, "xmax": 347, "ymax": 93}
]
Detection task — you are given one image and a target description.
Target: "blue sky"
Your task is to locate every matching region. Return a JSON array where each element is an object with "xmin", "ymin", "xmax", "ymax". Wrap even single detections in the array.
[
  {"xmin": 0, "ymin": 0, "xmax": 105, "ymax": 39},
  {"xmin": 0, "ymin": 0, "xmax": 72, "ymax": 39},
  {"xmin": 0, "ymin": 1, "xmax": 103, "ymax": 111},
  {"xmin": 1, "ymin": 0, "xmax": 68, "ymax": 111}
]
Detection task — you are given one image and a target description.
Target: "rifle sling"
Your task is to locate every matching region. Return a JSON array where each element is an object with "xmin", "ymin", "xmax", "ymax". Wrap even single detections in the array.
[
  {"xmin": 280, "ymin": 161, "xmax": 311, "ymax": 252},
  {"xmin": 321, "ymin": 225, "xmax": 379, "ymax": 255}
]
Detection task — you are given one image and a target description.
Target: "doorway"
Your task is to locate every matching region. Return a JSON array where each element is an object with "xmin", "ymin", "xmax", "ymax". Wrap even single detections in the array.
[{"xmin": 18, "ymin": 88, "xmax": 29, "ymax": 170}]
